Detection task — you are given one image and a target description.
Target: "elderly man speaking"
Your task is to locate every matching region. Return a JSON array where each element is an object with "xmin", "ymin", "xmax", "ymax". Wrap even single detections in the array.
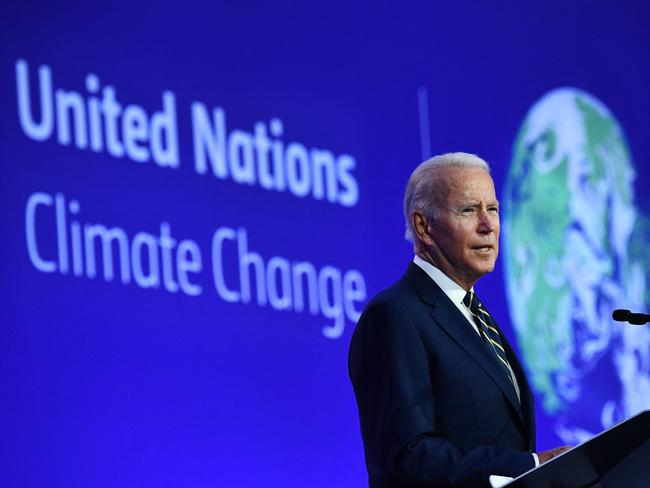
[{"xmin": 349, "ymin": 153, "xmax": 569, "ymax": 487}]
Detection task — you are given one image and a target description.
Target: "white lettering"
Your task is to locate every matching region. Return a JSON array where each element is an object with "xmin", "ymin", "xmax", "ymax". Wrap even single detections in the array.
[
  {"xmin": 25, "ymin": 192, "xmax": 203, "ymax": 297},
  {"xmin": 211, "ymin": 227, "xmax": 240, "ymax": 302},
  {"xmin": 55, "ymin": 89, "xmax": 87, "ymax": 148},
  {"xmin": 25, "ymin": 192, "xmax": 56, "ymax": 272},
  {"xmin": 122, "ymin": 105, "xmax": 149, "ymax": 162},
  {"xmin": 132, "ymin": 232, "xmax": 159, "ymax": 288},
  {"xmin": 211, "ymin": 227, "xmax": 367, "ymax": 338},
  {"xmin": 15, "ymin": 59, "xmax": 180, "ymax": 169},
  {"xmin": 285, "ymin": 142, "xmax": 311, "ymax": 197},
  {"xmin": 190, "ymin": 104, "xmax": 360, "ymax": 207},
  {"xmin": 16, "ymin": 60, "xmax": 54, "ymax": 141},
  {"xmin": 192, "ymin": 103, "xmax": 228, "ymax": 178},
  {"xmin": 150, "ymin": 92, "xmax": 179, "ymax": 167},
  {"xmin": 228, "ymin": 129, "xmax": 255, "ymax": 184}
]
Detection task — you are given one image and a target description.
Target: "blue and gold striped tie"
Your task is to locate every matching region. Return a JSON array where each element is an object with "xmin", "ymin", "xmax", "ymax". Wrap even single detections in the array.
[{"xmin": 463, "ymin": 290, "xmax": 518, "ymax": 391}]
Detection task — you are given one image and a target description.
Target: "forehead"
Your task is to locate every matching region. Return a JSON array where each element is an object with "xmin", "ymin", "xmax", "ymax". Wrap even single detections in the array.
[{"xmin": 438, "ymin": 166, "xmax": 497, "ymax": 202}]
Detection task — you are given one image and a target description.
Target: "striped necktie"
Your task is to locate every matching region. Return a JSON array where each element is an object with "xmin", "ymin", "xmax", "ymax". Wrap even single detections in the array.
[{"xmin": 463, "ymin": 290, "xmax": 519, "ymax": 397}]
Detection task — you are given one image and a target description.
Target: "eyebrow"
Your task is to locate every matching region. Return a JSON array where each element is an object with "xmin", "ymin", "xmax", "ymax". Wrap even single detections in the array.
[{"xmin": 456, "ymin": 200, "xmax": 500, "ymax": 208}]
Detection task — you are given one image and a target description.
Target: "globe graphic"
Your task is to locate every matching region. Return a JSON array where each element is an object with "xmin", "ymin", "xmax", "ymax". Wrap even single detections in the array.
[{"xmin": 502, "ymin": 88, "xmax": 650, "ymax": 444}]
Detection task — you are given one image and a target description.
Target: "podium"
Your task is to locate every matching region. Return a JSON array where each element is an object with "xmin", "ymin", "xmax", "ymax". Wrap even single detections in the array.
[{"xmin": 506, "ymin": 410, "xmax": 650, "ymax": 488}]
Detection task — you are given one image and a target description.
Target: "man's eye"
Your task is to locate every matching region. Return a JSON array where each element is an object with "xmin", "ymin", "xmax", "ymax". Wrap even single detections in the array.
[
  {"xmin": 461, "ymin": 207, "xmax": 474, "ymax": 215},
  {"xmin": 489, "ymin": 207, "xmax": 499, "ymax": 214}
]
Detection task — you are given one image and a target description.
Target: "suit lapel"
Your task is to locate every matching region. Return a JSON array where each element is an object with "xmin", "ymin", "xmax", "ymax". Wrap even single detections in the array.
[
  {"xmin": 502, "ymin": 335, "xmax": 537, "ymax": 449},
  {"xmin": 403, "ymin": 263, "xmax": 525, "ymax": 426}
]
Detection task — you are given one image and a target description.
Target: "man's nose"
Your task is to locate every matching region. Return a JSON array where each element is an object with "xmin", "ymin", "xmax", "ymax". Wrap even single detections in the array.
[{"xmin": 477, "ymin": 209, "xmax": 497, "ymax": 232}]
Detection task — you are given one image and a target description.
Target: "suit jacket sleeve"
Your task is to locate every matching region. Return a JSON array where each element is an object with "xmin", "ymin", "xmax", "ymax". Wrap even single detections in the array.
[{"xmin": 349, "ymin": 299, "xmax": 535, "ymax": 488}]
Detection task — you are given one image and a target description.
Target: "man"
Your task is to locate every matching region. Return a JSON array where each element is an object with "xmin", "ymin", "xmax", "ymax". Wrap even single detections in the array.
[{"xmin": 348, "ymin": 153, "xmax": 569, "ymax": 487}]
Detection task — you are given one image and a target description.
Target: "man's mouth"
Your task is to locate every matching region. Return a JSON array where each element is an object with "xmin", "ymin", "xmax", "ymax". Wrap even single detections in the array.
[{"xmin": 472, "ymin": 245, "xmax": 494, "ymax": 252}]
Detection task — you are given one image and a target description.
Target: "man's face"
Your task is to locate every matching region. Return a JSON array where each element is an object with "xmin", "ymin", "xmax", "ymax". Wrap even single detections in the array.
[{"xmin": 423, "ymin": 166, "xmax": 500, "ymax": 290}]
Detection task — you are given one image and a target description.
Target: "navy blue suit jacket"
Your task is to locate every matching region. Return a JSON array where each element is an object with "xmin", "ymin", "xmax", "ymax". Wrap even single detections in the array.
[{"xmin": 349, "ymin": 263, "xmax": 536, "ymax": 487}]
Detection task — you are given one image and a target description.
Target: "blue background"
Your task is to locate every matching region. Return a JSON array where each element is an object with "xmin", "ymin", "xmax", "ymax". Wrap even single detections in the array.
[{"xmin": 2, "ymin": 2, "xmax": 650, "ymax": 486}]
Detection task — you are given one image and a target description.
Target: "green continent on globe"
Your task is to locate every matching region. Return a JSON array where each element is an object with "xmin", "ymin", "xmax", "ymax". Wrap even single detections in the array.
[
  {"xmin": 505, "ymin": 127, "xmax": 573, "ymax": 414},
  {"xmin": 503, "ymin": 87, "xmax": 639, "ymax": 424}
]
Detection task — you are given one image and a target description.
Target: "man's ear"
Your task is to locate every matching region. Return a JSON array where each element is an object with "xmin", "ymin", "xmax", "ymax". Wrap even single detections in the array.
[{"xmin": 412, "ymin": 211, "xmax": 434, "ymax": 246}]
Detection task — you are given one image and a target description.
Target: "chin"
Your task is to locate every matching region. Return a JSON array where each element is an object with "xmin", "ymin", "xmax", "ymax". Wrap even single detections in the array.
[{"xmin": 474, "ymin": 261, "xmax": 496, "ymax": 275}]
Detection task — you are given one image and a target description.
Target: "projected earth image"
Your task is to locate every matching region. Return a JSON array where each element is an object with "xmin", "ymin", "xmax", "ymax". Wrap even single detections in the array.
[{"xmin": 502, "ymin": 88, "xmax": 650, "ymax": 444}]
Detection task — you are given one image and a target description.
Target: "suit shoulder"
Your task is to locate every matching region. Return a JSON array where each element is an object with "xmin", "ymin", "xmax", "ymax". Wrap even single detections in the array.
[
  {"xmin": 363, "ymin": 276, "xmax": 422, "ymax": 316},
  {"xmin": 348, "ymin": 276, "xmax": 431, "ymax": 380},
  {"xmin": 354, "ymin": 277, "xmax": 425, "ymax": 338}
]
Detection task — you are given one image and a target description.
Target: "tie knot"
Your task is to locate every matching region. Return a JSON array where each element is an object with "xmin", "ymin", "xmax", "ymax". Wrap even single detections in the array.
[{"xmin": 463, "ymin": 290, "xmax": 482, "ymax": 314}]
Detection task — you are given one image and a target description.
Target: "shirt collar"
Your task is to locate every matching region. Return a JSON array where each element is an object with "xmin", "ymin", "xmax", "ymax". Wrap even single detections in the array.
[{"xmin": 412, "ymin": 255, "xmax": 472, "ymax": 307}]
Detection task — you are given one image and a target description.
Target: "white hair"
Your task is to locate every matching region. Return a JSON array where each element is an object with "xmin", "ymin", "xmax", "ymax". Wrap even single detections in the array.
[{"xmin": 403, "ymin": 152, "xmax": 490, "ymax": 242}]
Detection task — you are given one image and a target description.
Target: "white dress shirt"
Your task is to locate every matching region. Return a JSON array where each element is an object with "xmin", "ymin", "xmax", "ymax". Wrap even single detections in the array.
[{"xmin": 413, "ymin": 255, "xmax": 480, "ymax": 335}]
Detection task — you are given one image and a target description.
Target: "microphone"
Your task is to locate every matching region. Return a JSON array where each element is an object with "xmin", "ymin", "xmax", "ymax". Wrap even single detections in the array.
[{"xmin": 612, "ymin": 309, "xmax": 650, "ymax": 325}]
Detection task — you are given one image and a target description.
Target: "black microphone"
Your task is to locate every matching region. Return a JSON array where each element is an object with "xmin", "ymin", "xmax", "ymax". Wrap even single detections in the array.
[{"xmin": 612, "ymin": 309, "xmax": 650, "ymax": 325}]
